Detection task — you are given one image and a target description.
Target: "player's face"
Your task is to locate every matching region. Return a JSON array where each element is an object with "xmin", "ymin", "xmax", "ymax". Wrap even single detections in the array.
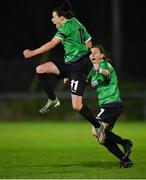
[
  {"xmin": 90, "ymin": 47, "xmax": 104, "ymax": 63},
  {"xmin": 51, "ymin": 11, "xmax": 62, "ymax": 26}
]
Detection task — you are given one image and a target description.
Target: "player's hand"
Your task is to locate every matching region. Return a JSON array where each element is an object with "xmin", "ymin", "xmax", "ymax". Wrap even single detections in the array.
[
  {"xmin": 64, "ymin": 78, "xmax": 69, "ymax": 84},
  {"xmin": 23, "ymin": 49, "xmax": 33, "ymax": 58}
]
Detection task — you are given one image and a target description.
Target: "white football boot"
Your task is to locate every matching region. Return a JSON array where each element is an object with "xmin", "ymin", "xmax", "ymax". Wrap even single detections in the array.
[{"xmin": 39, "ymin": 97, "xmax": 60, "ymax": 114}]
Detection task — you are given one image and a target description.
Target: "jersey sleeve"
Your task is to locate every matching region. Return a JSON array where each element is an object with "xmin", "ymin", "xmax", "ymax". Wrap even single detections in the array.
[
  {"xmin": 55, "ymin": 25, "xmax": 68, "ymax": 40},
  {"xmin": 83, "ymin": 26, "xmax": 92, "ymax": 42}
]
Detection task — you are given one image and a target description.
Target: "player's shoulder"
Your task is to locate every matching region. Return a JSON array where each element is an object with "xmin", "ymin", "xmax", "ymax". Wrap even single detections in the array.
[
  {"xmin": 100, "ymin": 59, "xmax": 112, "ymax": 69},
  {"xmin": 100, "ymin": 59, "xmax": 108, "ymax": 66},
  {"xmin": 102, "ymin": 59, "xmax": 111, "ymax": 66}
]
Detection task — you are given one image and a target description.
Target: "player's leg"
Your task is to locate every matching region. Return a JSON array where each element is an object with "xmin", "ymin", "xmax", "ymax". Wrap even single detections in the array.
[
  {"xmin": 104, "ymin": 129, "xmax": 133, "ymax": 158},
  {"xmin": 104, "ymin": 129, "xmax": 133, "ymax": 160},
  {"xmin": 95, "ymin": 102, "xmax": 124, "ymax": 144},
  {"xmin": 103, "ymin": 139, "xmax": 133, "ymax": 168},
  {"xmin": 94, "ymin": 122, "xmax": 133, "ymax": 160},
  {"xmin": 91, "ymin": 126, "xmax": 133, "ymax": 168},
  {"xmin": 92, "ymin": 124, "xmax": 133, "ymax": 162},
  {"xmin": 68, "ymin": 55, "xmax": 101, "ymax": 128},
  {"xmin": 69, "ymin": 72, "xmax": 100, "ymax": 128},
  {"xmin": 36, "ymin": 61, "xmax": 67, "ymax": 114},
  {"xmin": 99, "ymin": 103, "xmax": 133, "ymax": 161},
  {"xmin": 36, "ymin": 61, "xmax": 60, "ymax": 74},
  {"xmin": 93, "ymin": 102, "xmax": 133, "ymax": 161},
  {"xmin": 71, "ymin": 94, "xmax": 100, "ymax": 128},
  {"xmin": 37, "ymin": 73, "xmax": 59, "ymax": 100}
]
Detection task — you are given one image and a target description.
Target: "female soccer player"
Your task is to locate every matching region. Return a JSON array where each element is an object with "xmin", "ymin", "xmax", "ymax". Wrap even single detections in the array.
[
  {"xmin": 87, "ymin": 45, "xmax": 133, "ymax": 168},
  {"xmin": 23, "ymin": 1, "xmax": 101, "ymax": 133}
]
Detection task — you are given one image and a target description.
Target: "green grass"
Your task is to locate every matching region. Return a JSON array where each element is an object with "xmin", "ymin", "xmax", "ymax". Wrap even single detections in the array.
[{"xmin": 0, "ymin": 120, "xmax": 146, "ymax": 179}]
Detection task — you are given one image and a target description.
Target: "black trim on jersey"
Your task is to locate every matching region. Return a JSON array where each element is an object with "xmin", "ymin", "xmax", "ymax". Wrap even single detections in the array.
[{"xmin": 58, "ymin": 31, "xmax": 68, "ymax": 39}]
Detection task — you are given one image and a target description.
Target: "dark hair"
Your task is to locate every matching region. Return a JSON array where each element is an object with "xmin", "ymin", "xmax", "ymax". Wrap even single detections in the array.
[
  {"xmin": 92, "ymin": 44, "xmax": 111, "ymax": 62},
  {"xmin": 53, "ymin": 0, "xmax": 74, "ymax": 19}
]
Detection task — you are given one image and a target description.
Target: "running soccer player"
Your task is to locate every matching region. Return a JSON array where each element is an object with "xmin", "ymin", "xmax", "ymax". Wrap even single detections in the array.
[
  {"xmin": 23, "ymin": 1, "xmax": 103, "ymax": 136},
  {"xmin": 87, "ymin": 45, "xmax": 133, "ymax": 168}
]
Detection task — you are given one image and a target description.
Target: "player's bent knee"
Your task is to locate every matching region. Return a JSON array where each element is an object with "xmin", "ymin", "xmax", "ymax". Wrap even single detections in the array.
[{"xmin": 36, "ymin": 66, "xmax": 44, "ymax": 73}]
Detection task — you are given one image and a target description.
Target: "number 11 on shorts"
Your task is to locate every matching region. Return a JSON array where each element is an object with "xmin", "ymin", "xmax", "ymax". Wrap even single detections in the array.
[{"xmin": 71, "ymin": 80, "xmax": 79, "ymax": 93}]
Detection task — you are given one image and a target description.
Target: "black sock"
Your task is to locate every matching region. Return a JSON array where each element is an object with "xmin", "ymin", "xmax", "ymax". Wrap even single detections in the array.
[
  {"xmin": 79, "ymin": 105, "xmax": 100, "ymax": 128},
  {"xmin": 103, "ymin": 139, "xmax": 125, "ymax": 161},
  {"xmin": 37, "ymin": 73, "xmax": 58, "ymax": 100},
  {"xmin": 105, "ymin": 130, "xmax": 126, "ymax": 146}
]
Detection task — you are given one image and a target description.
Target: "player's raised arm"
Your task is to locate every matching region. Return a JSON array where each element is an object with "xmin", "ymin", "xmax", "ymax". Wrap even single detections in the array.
[
  {"xmin": 85, "ymin": 40, "xmax": 92, "ymax": 49},
  {"xmin": 23, "ymin": 36, "xmax": 61, "ymax": 59}
]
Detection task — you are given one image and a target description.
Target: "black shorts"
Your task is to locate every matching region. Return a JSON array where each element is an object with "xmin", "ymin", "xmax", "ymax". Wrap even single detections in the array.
[
  {"xmin": 53, "ymin": 59, "xmax": 68, "ymax": 78},
  {"xmin": 66, "ymin": 54, "xmax": 93, "ymax": 96},
  {"xmin": 96, "ymin": 101, "xmax": 124, "ymax": 128},
  {"xmin": 53, "ymin": 53, "xmax": 92, "ymax": 96}
]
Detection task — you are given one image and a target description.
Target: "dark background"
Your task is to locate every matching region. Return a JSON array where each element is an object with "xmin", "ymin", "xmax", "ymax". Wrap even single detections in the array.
[{"xmin": 0, "ymin": 0, "xmax": 146, "ymax": 93}]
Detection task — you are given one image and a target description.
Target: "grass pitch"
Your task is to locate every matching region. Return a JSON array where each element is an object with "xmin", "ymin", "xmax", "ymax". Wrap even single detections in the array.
[{"xmin": 0, "ymin": 120, "xmax": 146, "ymax": 179}]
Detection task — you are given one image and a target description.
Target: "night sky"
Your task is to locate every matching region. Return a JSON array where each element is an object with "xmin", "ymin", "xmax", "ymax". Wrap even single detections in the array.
[{"xmin": 0, "ymin": 0, "xmax": 145, "ymax": 92}]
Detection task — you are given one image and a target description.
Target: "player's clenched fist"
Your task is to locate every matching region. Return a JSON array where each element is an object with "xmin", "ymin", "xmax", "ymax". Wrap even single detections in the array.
[{"xmin": 23, "ymin": 49, "xmax": 33, "ymax": 58}]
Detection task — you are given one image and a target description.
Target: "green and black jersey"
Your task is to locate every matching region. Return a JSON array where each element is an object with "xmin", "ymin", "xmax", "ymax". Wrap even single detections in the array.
[
  {"xmin": 87, "ymin": 59, "xmax": 121, "ymax": 106},
  {"xmin": 55, "ymin": 18, "xmax": 91, "ymax": 63}
]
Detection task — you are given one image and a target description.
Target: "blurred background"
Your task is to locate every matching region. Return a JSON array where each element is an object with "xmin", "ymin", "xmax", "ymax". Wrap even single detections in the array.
[{"xmin": 0, "ymin": 0, "xmax": 146, "ymax": 121}]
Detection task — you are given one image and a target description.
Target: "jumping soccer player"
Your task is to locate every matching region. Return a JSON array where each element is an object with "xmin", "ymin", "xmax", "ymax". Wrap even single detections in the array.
[{"xmin": 23, "ymin": 1, "xmax": 103, "ymax": 137}]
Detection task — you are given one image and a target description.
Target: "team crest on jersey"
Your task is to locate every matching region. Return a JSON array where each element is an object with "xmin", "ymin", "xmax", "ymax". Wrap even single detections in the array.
[{"xmin": 91, "ymin": 80, "xmax": 98, "ymax": 88}]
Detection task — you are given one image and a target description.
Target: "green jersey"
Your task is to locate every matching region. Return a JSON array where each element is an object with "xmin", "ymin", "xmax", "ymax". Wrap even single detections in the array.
[
  {"xmin": 55, "ymin": 18, "xmax": 91, "ymax": 63},
  {"xmin": 87, "ymin": 59, "xmax": 121, "ymax": 105}
]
